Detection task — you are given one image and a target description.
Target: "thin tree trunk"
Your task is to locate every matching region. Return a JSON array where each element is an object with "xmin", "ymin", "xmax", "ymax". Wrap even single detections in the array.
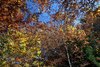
[{"xmin": 64, "ymin": 45, "xmax": 72, "ymax": 67}]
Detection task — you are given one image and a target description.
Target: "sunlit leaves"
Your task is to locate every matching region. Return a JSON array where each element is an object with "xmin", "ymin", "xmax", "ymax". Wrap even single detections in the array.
[
  {"xmin": 0, "ymin": 0, "xmax": 100, "ymax": 66},
  {"xmin": 65, "ymin": 25, "xmax": 86, "ymax": 41},
  {"xmin": 0, "ymin": 27, "xmax": 44, "ymax": 66}
]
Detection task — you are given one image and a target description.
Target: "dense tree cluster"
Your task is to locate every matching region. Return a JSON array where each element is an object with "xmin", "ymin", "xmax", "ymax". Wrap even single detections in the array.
[{"xmin": 0, "ymin": 0, "xmax": 100, "ymax": 67}]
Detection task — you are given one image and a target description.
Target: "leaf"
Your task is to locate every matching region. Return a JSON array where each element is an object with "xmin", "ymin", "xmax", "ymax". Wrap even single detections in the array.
[
  {"xmin": 37, "ymin": 40, "xmax": 41, "ymax": 44},
  {"xmin": 37, "ymin": 50, "xmax": 41, "ymax": 56},
  {"xmin": 24, "ymin": 63, "xmax": 29, "ymax": 67}
]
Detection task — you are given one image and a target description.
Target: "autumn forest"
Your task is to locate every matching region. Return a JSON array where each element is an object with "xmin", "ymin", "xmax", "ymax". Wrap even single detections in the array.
[{"xmin": 0, "ymin": 0, "xmax": 100, "ymax": 67}]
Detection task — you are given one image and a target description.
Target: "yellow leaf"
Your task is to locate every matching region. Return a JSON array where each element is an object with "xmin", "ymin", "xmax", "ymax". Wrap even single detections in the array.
[
  {"xmin": 20, "ymin": 38, "xmax": 27, "ymax": 43},
  {"xmin": 37, "ymin": 40, "xmax": 41, "ymax": 44},
  {"xmin": 24, "ymin": 63, "xmax": 29, "ymax": 67},
  {"xmin": 37, "ymin": 51, "xmax": 41, "ymax": 55}
]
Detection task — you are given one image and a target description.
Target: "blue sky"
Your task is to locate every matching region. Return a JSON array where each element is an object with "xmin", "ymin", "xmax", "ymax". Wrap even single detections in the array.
[
  {"xmin": 38, "ymin": 12, "xmax": 50, "ymax": 23},
  {"xmin": 49, "ymin": 2, "xmax": 60, "ymax": 15},
  {"xmin": 74, "ymin": 0, "xmax": 100, "ymax": 26},
  {"xmin": 24, "ymin": 0, "xmax": 62, "ymax": 23},
  {"xmin": 23, "ymin": 0, "xmax": 100, "ymax": 26},
  {"xmin": 26, "ymin": 0, "xmax": 40, "ymax": 14}
]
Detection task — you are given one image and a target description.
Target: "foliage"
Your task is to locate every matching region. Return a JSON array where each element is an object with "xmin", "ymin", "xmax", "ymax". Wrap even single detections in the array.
[
  {"xmin": 0, "ymin": 0, "xmax": 100, "ymax": 67},
  {"xmin": 85, "ymin": 46, "xmax": 100, "ymax": 67}
]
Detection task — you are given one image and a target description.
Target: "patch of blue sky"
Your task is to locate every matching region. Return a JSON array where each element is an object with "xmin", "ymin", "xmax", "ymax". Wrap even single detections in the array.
[
  {"xmin": 73, "ymin": 19, "xmax": 81, "ymax": 26},
  {"xmin": 73, "ymin": 1, "xmax": 100, "ymax": 26},
  {"xmin": 38, "ymin": 12, "xmax": 51, "ymax": 23},
  {"xmin": 49, "ymin": 0, "xmax": 61, "ymax": 3},
  {"xmin": 26, "ymin": 0, "xmax": 40, "ymax": 14},
  {"xmin": 76, "ymin": 0, "xmax": 81, "ymax": 3},
  {"xmin": 22, "ymin": 12, "xmax": 29, "ymax": 21},
  {"xmin": 26, "ymin": 0, "xmax": 34, "ymax": 10},
  {"xmin": 49, "ymin": 3, "xmax": 60, "ymax": 15},
  {"xmin": 92, "ymin": 1, "xmax": 100, "ymax": 11},
  {"xmin": 94, "ymin": 1, "xmax": 100, "ymax": 8},
  {"xmin": 23, "ymin": 0, "xmax": 40, "ymax": 22},
  {"xmin": 73, "ymin": 12, "xmax": 85, "ymax": 26}
]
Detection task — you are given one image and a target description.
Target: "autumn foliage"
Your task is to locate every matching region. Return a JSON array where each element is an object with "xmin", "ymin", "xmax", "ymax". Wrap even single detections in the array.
[{"xmin": 0, "ymin": 0, "xmax": 100, "ymax": 67}]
